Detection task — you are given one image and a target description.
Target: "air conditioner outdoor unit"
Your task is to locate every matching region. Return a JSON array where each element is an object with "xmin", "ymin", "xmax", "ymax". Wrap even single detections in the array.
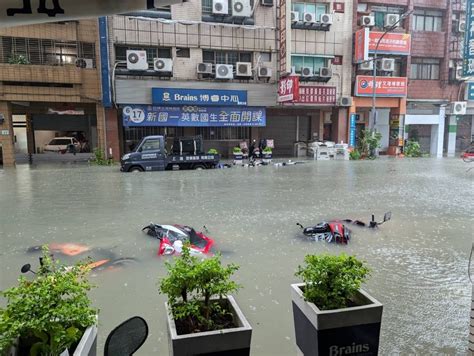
[
  {"xmin": 261, "ymin": 0, "xmax": 273, "ymax": 6},
  {"xmin": 212, "ymin": 0, "xmax": 228, "ymax": 15},
  {"xmin": 451, "ymin": 101, "xmax": 467, "ymax": 115},
  {"xmin": 75, "ymin": 58, "xmax": 93, "ymax": 69},
  {"xmin": 236, "ymin": 62, "xmax": 252, "ymax": 77},
  {"xmin": 319, "ymin": 67, "xmax": 332, "ymax": 78},
  {"xmin": 456, "ymin": 65, "xmax": 464, "ymax": 80},
  {"xmin": 458, "ymin": 21, "xmax": 466, "ymax": 32},
  {"xmin": 197, "ymin": 62, "xmax": 213, "ymax": 74},
  {"xmin": 126, "ymin": 50, "xmax": 148, "ymax": 71},
  {"xmin": 154, "ymin": 58, "xmax": 173, "ymax": 73},
  {"xmin": 232, "ymin": 0, "xmax": 252, "ymax": 17},
  {"xmin": 215, "ymin": 64, "xmax": 233, "ymax": 79},
  {"xmin": 258, "ymin": 66, "xmax": 272, "ymax": 78},
  {"xmin": 339, "ymin": 97, "xmax": 353, "ymax": 107},
  {"xmin": 301, "ymin": 67, "xmax": 313, "ymax": 77},
  {"xmin": 359, "ymin": 59, "xmax": 373, "ymax": 71},
  {"xmin": 385, "ymin": 14, "xmax": 400, "ymax": 28},
  {"xmin": 320, "ymin": 13, "xmax": 333, "ymax": 25},
  {"xmin": 361, "ymin": 16, "xmax": 375, "ymax": 27},
  {"xmin": 291, "ymin": 11, "xmax": 299, "ymax": 23},
  {"xmin": 377, "ymin": 58, "xmax": 395, "ymax": 72},
  {"xmin": 303, "ymin": 12, "xmax": 316, "ymax": 24}
]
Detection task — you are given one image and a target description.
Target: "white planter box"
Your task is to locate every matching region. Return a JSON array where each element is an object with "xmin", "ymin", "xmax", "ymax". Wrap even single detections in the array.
[
  {"xmin": 291, "ymin": 283, "xmax": 383, "ymax": 356},
  {"xmin": 166, "ymin": 295, "xmax": 252, "ymax": 356}
]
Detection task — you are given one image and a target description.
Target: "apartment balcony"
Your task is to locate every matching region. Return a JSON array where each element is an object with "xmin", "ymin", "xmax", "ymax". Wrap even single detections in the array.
[{"xmin": 0, "ymin": 63, "xmax": 83, "ymax": 84}]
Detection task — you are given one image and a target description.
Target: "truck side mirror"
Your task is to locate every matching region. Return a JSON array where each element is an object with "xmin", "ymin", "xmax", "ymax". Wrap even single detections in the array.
[{"xmin": 138, "ymin": 147, "xmax": 142, "ymax": 152}]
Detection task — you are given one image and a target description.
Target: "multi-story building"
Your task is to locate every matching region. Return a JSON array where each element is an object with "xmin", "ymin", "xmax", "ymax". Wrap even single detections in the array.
[
  {"xmin": 352, "ymin": 0, "xmax": 467, "ymax": 157},
  {"xmin": 0, "ymin": 20, "xmax": 105, "ymax": 166}
]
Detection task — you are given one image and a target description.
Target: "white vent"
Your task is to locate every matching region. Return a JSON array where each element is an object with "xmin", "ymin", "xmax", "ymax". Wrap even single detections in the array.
[
  {"xmin": 258, "ymin": 67, "xmax": 272, "ymax": 78},
  {"xmin": 459, "ymin": 21, "xmax": 466, "ymax": 33},
  {"xmin": 456, "ymin": 65, "xmax": 464, "ymax": 80},
  {"xmin": 75, "ymin": 58, "xmax": 93, "ymax": 69},
  {"xmin": 339, "ymin": 97, "xmax": 353, "ymax": 107},
  {"xmin": 197, "ymin": 63, "xmax": 213, "ymax": 74},
  {"xmin": 126, "ymin": 50, "xmax": 148, "ymax": 71},
  {"xmin": 319, "ymin": 67, "xmax": 332, "ymax": 78},
  {"xmin": 384, "ymin": 14, "xmax": 400, "ymax": 28},
  {"xmin": 301, "ymin": 67, "xmax": 313, "ymax": 77},
  {"xmin": 361, "ymin": 16, "xmax": 375, "ymax": 27},
  {"xmin": 212, "ymin": 0, "xmax": 228, "ymax": 15},
  {"xmin": 451, "ymin": 101, "xmax": 467, "ymax": 115},
  {"xmin": 291, "ymin": 11, "xmax": 299, "ymax": 23},
  {"xmin": 154, "ymin": 58, "xmax": 173, "ymax": 72},
  {"xmin": 320, "ymin": 14, "xmax": 333, "ymax": 25},
  {"xmin": 232, "ymin": 0, "xmax": 252, "ymax": 17},
  {"xmin": 377, "ymin": 58, "xmax": 395, "ymax": 72},
  {"xmin": 215, "ymin": 64, "xmax": 233, "ymax": 79},
  {"xmin": 303, "ymin": 12, "xmax": 316, "ymax": 24},
  {"xmin": 236, "ymin": 62, "xmax": 252, "ymax": 77},
  {"xmin": 359, "ymin": 59, "xmax": 373, "ymax": 71}
]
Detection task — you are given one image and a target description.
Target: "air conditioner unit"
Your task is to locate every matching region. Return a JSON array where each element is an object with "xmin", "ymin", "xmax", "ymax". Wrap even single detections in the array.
[
  {"xmin": 456, "ymin": 65, "xmax": 464, "ymax": 80},
  {"xmin": 359, "ymin": 59, "xmax": 373, "ymax": 71},
  {"xmin": 303, "ymin": 12, "xmax": 316, "ymax": 24},
  {"xmin": 361, "ymin": 16, "xmax": 375, "ymax": 27},
  {"xmin": 320, "ymin": 13, "xmax": 333, "ymax": 25},
  {"xmin": 458, "ymin": 20, "xmax": 466, "ymax": 32},
  {"xmin": 215, "ymin": 64, "xmax": 233, "ymax": 79},
  {"xmin": 258, "ymin": 66, "xmax": 272, "ymax": 78},
  {"xmin": 319, "ymin": 67, "xmax": 332, "ymax": 78},
  {"xmin": 377, "ymin": 58, "xmax": 395, "ymax": 72},
  {"xmin": 126, "ymin": 50, "xmax": 148, "ymax": 71},
  {"xmin": 261, "ymin": 0, "xmax": 273, "ymax": 6},
  {"xmin": 291, "ymin": 11, "xmax": 299, "ymax": 23},
  {"xmin": 385, "ymin": 14, "xmax": 400, "ymax": 28},
  {"xmin": 75, "ymin": 58, "xmax": 93, "ymax": 69},
  {"xmin": 339, "ymin": 97, "xmax": 353, "ymax": 107},
  {"xmin": 301, "ymin": 67, "xmax": 313, "ymax": 77},
  {"xmin": 197, "ymin": 62, "xmax": 213, "ymax": 74},
  {"xmin": 212, "ymin": 0, "xmax": 228, "ymax": 15},
  {"xmin": 451, "ymin": 101, "xmax": 467, "ymax": 115},
  {"xmin": 154, "ymin": 58, "xmax": 173, "ymax": 73},
  {"xmin": 236, "ymin": 62, "xmax": 252, "ymax": 77},
  {"xmin": 232, "ymin": 0, "xmax": 252, "ymax": 17}
]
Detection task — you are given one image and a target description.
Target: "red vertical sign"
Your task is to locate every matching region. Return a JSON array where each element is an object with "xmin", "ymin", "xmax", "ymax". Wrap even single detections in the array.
[
  {"xmin": 354, "ymin": 28, "xmax": 369, "ymax": 64},
  {"xmin": 279, "ymin": 0, "xmax": 287, "ymax": 74}
]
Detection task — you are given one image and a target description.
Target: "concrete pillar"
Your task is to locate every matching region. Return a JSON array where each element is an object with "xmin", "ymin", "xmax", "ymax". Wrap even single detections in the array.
[
  {"xmin": 434, "ymin": 105, "xmax": 446, "ymax": 158},
  {"xmin": 105, "ymin": 108, "xmax": 120, "ymax": 160},
  {"xmin": 96, "ymin": 104, "xmax": 106, "ymax": 154},
  {"xmin": 447, "ymin": 115, "xmax": 457, "ymax": 157},
  {"xmin": 336, "ymin": 108, "xmax": 348, "ymax": 144},
  {"xmin": 0, "ymin": 101, "xmax": 15, "ymax": 167}
]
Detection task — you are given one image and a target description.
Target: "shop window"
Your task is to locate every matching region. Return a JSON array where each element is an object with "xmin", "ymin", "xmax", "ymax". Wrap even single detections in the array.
[
  {"xmin": 292, "ymin": 3, "xmax": 327, "ymax": 22},
  {"xmin": 202, "ymin": 50, "xmax": 252, "ymax": 66},
  {"xmin": 291, "ymin": 55, "xmax": 328, "ymax": 74},
  {"xmin": 196, "ymin": 127, "xmax": 250, "ymax": 140},
  {"xmin": 176, "ymin": 48, "xmax": 190, "ymax": 58},
  {"xmin": 413, "ymin": 9, "xmax": 442, "ymax": 32},
  {"xmin": 123, "ymin": 127, "xmax": 184, "ymax": 152},
  {"xmin": 410, "ymin": 58, "xmax": 440, "ymax": 80}
]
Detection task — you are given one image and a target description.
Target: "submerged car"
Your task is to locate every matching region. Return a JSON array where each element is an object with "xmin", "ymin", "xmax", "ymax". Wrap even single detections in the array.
[
  {"xmin": 44, "ymin": 137, "xmax": 80, "ymax": 152},
  {"xmin": 142, "ymin": 223, "xmax": 214, "ymax": 256},
  {"xmin": 461, "ymin": 146, "xmax": 474, "ymax": 162}
]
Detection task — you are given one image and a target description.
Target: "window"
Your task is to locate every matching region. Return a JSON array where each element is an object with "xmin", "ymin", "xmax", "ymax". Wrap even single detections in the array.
[
  {"xmin": 413, "ymin": 10, "xmax": 443, "ymax": 32},
  {"xmin": 176, "ymin": 48, "xmax": 190, "ymax": 58},
  {"xmin": 291, "ymin": 55, "xmax": 328, "ymax": 74},
  {"xmin": 202, "ymin": 50, "xmax": 252, "ymax": 66},
  {"xmin": 410, "ymin": 58, "xmax": 440, "ymax": 80},
  {"xmin": 259, "ymin": 52, "xmax": 271, "ymax": 62},
  {"xmin": 202, "ymin": 0, "xmax": 254, "ymax": 16},
  {"xmin": 141, "ymin": 138, "xmax": 161, "ymax": 151},
  {"xmin": 115, "ymin": 46, "xmax": 171, "ymax": 65},
  {"xmin": 196, "ymin": 127, "xmax": 250, "ymax": 140},
  {"xmin": 292, "ymin": 3, "xmax": 327, "ymax": 21},
  {"xmin": 370, "ymin": 6, "xmax": 405, "ymax": 28}
]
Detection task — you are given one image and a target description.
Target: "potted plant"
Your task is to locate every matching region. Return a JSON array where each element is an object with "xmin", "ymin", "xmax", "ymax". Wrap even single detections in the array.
[
  {"xmin": 207, "ymin": 148, "xmax": 219, "ymax": 155},
  {"xmin": 0, "ymin": 246, "xmax": 98, "ymax": 356},
  {"xmin": 233, "ymin": 146, "xmax": 244, "ymax": 165},
  {"xmin": 159, "ymin": 246, "xmax": 252, "ymax": 356},
  {"xmin": 291, "ymin": 253, "xmax": 382, "ymax": 356},
  {"xmin": 358, "ymin": 129, "xmax": 382, "ymax": 159},
  {"xmin": 349, "ymin": 149, "xmax": 361, "ymax": 160},
  {"xmin": 262, "ymin": 147, "xmax": 273, "ymax": 163},
  {"xmin": 404, "ymin": 140, "xmax": 422, "ymax": 157}
]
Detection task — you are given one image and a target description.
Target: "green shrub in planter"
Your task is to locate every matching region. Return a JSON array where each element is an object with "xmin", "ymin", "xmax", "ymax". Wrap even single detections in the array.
[
  {"xmin": 404, "ymin": 140, "xmax": 422, "ymax": 157},
  {"xmin": 0, "ymin": 246, "xmax": 97, "ymax": 355},
  {"xmin": 349, "ymin": 149, "xmax": 361, "ymax": 160},
  {"xmin": 207, "ymin": 148, "xmax": 219, "ymax": 155},
  {"xmin": 295, "ymin": 253, "xmax": 370, "ymax": 310}
]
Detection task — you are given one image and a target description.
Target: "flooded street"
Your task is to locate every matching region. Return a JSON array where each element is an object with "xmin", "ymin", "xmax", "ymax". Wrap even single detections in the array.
[{"xmin": 0, "ymin": 158, "xmax": 472, "ymax": 355}]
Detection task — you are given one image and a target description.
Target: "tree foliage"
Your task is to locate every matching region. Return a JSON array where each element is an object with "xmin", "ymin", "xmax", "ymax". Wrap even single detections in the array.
[{"xmin": 358, "ymin": 129, "xmax": 382, "ymax": 159}]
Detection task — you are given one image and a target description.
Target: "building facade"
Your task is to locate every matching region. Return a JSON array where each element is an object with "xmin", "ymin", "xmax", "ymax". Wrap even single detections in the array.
[{"xmin": 0, "ymin": 20, "xmax": 105, "ymax": 166}]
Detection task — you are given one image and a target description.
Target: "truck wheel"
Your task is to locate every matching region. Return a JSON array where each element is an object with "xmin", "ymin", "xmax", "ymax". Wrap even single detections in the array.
[
  {"xmin": 193, "ymin": 164, "xmax": 206, "ymax": 170},
  {"xmin": 129, "ymin": 166, "xmax": 144, "ymax": 172}
]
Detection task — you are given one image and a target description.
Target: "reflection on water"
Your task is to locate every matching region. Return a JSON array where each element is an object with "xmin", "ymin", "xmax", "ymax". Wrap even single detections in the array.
[{"xmin": 0, "ymin": 158, "xmax": 472, "ymax": 355}]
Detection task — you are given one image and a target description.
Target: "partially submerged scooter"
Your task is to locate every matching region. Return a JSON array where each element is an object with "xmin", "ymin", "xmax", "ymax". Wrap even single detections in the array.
[{"xmin": 343, "ymin": 212, "xmax": 392, "ymax": 228}]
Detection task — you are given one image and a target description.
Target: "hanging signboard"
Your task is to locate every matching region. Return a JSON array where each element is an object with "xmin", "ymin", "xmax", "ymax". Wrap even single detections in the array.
[
  {"xmin": 290, "ymin": 86, "xmax": 336, "ymax": 104},
  {"xmin": 463, "ymin": 0, "xmax": 474, "ymax": 77},
  {"xmin": 349, "ymin": 114, "xmax": 357, "ymax": 148},
  {"xmin": 355, "ymin": 76, "xmax": 408, "ymax": 97},
  {"xmin": 122, "ymin": 105, "xmax": 266, "ymax": 127},
  {"xmin": 278, "ymin": 76, "xmax": 300, "ymax": 102},
  {"xmin": 368, "ymin": 32, "xmax": 411, "ymax": 55},
  {"xmin": 279, "ymin": 0, "xmax": 288, "ymax": 74},
  {"xmin": 0, "ymin": 0, "xmax": 183, "ymax": 28},
  {"xmin": 152, "ymin": 88, "xmax": 247, "ymax": 106},
  {"xmin": 354, "ymin": 28, "xmax": 369, "ymax": 64}
]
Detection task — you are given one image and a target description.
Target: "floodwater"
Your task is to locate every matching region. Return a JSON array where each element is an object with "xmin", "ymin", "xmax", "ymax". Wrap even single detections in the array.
[{"xmin": 0, "ymin": 158, "xmax": 472, "ymax": 355}]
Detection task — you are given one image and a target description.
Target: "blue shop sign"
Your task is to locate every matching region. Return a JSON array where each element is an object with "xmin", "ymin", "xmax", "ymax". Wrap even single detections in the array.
[
  {"xmin": 152, "ymin": 88, "xmax": 248, "ymax": 106},
  {"xmin": 122, "ymin": 105, "xmax": 266, "ymax": 127},
  {"xmin": 349, "ymin": 114, "xmax": 357, "ymax": 148},
  {"xmin": 464, "ymin": 0, "xmax": 474, "ymax": 77},
  {"xmin": 468, "ymin": 82, "xmax": 474, "ymax": 101}
]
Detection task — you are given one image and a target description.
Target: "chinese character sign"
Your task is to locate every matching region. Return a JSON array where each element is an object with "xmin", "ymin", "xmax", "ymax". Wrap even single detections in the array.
[
  {"xmin": 368, "ymin": 32, "xmax": 411, "ymax": 56},
  {"xmin": 122, "ymin": 105, "xmax": 266, "ymax": 127},
  {"xmin": 152, "ymin": 88, "xmax": 247, "ymax": 106},
  {"xmin": 354, "ymin": 76, "xmax": 407, "ymax": 97},
  {"xmin": 463, "ymin": 0, "xmax": 474, "ymax": 77},
  {"xmin": 278, "ymin": 76, "xmax": 299, "ymax": 102}
]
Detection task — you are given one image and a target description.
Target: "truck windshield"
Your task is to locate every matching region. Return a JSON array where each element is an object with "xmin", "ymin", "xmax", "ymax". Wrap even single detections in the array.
[{"xmin": 140, "ymin": 139, "xmax": 160, "ymax": 152}]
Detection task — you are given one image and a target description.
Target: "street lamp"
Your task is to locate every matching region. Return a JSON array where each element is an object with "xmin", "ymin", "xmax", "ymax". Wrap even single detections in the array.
[{"xmin": 370, "ymin": 10, "xmax": 413, "ymax": 131}]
